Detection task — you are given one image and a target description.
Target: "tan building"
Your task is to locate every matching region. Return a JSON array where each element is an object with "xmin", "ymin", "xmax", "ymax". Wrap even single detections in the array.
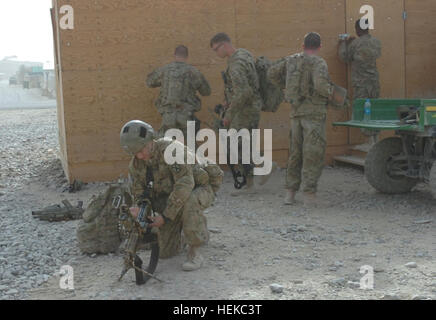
[{"xmin": 51, "ymin": 0, "xmax": 436, "ymax": 182}]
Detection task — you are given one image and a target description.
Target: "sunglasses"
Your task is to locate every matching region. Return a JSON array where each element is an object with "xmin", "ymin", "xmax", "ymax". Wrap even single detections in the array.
[{"xmin": 213, "ymin": 43, "xmax": 224, "ymax": 52}]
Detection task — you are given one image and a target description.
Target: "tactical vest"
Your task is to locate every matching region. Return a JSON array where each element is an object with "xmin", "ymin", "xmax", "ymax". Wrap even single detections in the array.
[
  {"xmin": 288, "ymin": 53, "xmax": 328, "ymax": 104},
  {"xmin": 285, "ymin": 53, "xmax": 304, "ymax": 104},
  {"xmin": 162, "ymin": 65, "xmax": 188, "ymax": 106}
]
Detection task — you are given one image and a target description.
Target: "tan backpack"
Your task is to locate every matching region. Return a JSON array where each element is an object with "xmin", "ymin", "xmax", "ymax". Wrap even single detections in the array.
[
  {"xmin": 77, "ymin": 183, "xmax": 132, "ymax": 254},
  {"xmin": 255, "ymin": 56, "xmax": 284, "ymax": 112},
  {"xmin": 203, "ymin": 163, "xmax": 224, "ymax": 193}
]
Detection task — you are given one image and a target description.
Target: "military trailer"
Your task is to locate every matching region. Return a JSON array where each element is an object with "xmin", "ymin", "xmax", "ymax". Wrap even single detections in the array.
[{"xmin": 334, "ymin": 99, "xmax": 436, "ymax": 197}]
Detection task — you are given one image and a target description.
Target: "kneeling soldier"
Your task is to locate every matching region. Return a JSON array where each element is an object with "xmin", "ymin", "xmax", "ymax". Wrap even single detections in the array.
[{"xmin": 120, "ymin": 120, "xmax": 223, "ymax": 271}]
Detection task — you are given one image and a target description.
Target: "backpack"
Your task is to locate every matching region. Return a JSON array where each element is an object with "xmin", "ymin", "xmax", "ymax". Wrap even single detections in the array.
[
  {"xmin": 255, "ymin": 56, "xmax": 284, "ymax": 112},
  {"xmin": 203, "ymin": 163, "xmax": 224, "ymax": 193},
  {"xmin": 77, "ymin": 183, "xmax": 132, "ymax": 254},
  {"xmin": 285, "ymin": 53, "xmax": 307, "ymax": 104},
  {"xmin": 195, "ymin": 156, "xmax": 224, "ymax": 193}
]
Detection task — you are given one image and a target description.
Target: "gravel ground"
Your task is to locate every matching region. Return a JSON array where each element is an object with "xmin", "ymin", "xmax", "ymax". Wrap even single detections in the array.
[
  {"xmin": 0, "ymin": 108, "xmax": 435, "ymax": 300},
  {"xmin": 0, "ymin": 108, "xmax": 106, "ymax": 299}
]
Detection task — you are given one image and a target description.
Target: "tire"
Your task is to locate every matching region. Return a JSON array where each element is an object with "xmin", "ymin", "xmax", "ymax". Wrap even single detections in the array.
[
  {"xmin": 430, "ymin": 162, "xmax": 436, "ymax": 199},
  {"xmin": 365, "ymin": 137, "xmax": 418, "ymax": 194}
]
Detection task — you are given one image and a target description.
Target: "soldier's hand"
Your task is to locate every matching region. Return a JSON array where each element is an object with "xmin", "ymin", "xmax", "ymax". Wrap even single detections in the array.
[
  {"xmin": 346, "ymin": 36, "xmax": 355, "ymax": 44},
  {"xmin": 149, "ymin": 215, "xmax": 165, "ymax": 228},
  {"xmin": 129, "ymin": 207, "xmax": 140, "ymax": 218}
]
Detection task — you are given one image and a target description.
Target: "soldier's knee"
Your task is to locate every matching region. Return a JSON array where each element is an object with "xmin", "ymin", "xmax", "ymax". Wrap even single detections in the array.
[{"xmin": 158, "ymin": 230, "xmax": 182, "ymax": 259}]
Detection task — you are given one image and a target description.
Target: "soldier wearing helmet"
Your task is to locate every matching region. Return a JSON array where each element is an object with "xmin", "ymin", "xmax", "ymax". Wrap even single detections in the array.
[{"xmin": 120, "ymin": 120, "xmax": 223, "ymax": 271}]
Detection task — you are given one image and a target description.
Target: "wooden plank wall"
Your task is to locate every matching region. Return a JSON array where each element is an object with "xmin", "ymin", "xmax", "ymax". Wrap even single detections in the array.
[
  {"xmin": 405, "ymin": 0, "xmax": 436, "ymax": 98},
  {"xmin": 53, "ymin": 0, "xmax": 436, "ymax": 182}
]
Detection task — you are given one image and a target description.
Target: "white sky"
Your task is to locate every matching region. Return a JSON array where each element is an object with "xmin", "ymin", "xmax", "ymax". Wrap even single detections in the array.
[{"xmin": 0, "ymin": 0, "xmax": 54, "ymax": 68}]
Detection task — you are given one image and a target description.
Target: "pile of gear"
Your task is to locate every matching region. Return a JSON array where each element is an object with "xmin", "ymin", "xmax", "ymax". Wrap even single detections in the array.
[
  {"xmin": 75, "ymin": 182, "xmax": 160, "ymax": 285},
  {"xmin": 32, "ymin": 200, "xmax": 84, "ymax": 222}
]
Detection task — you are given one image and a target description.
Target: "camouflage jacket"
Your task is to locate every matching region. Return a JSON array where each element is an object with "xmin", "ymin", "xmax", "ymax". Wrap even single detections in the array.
[
  {"xmin": 224, "ymin": 48, "xmax": 262, "ymax": 122},
  {"xmin": 268, "ymin": 52, "xmax": 333, "ymax": 118},
  {"xmin": 146, "ymin": 61, "xmax": 211, "ymax": 114},
  {"xmin": 129, "ymin": 138, "xmax": 221, "ymax": 221},
  {"xmin": 338, "ymin": 34, "xmax": 381, "ymax": 88}
]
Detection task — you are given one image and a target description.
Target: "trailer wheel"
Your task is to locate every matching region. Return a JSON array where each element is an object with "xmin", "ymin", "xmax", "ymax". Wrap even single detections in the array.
[
  {"xmin": 365, "ymin": 137, "xmax": 418, "ymax": 194},
  {"xmin": 430, "ymin": 162, "xmax": 436, "ymax": 199}
]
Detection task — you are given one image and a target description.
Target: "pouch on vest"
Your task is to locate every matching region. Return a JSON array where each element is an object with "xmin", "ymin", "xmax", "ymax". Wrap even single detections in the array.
[
  {"xmin": 163, "ymin": 69, "xmax": 186, "ymax": 106},
  {"xmin": 328, "ymin": 84, "xmax": 348, "ymax": 109},
  {"xmin": 285, "ymin": 54, "xmax": 305, "ymax": 104}
]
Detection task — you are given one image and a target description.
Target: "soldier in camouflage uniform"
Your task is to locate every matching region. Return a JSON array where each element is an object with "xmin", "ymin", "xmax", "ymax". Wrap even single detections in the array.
[
  {"xmin": 338, "ymin": 19, "xmax": 382, "ymax": 143},
  {"xmin": 120, "ymin": 120, "xmax": 223, "ymax": 271},
  {"xmin": 338, "ymin": 19, "xmax": 382, "ymax": 99},
  {"xmin": 146, "ymin": 45, "xmax": 211, "ymax": 140},
  {"xmin": 210, "ymin": 33, "xmax": 263, "ymax": 191},
  {"xmin": 268, "ymin": 32, "xmax": 334, "ymax": 206}
]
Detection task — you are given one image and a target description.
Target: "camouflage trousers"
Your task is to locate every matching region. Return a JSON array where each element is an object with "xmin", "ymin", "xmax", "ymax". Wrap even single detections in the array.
[
  {"xmin": 227, "ymin": 110, "xmax": 260, "ymax": 178},
  {"xmin": 354, "ymin": 84, "xmax": 380, "ymax": 100},
  {"xmin": 286, "ymin": 116, "xmax": 326, "ymax": 193},
  {"xmin": 158, "ymin": 110, "xmax": 194, "ymax": 140},
  {"xmin": 157, "ymin": 184, "xmax": 215, "ymax": 259}
]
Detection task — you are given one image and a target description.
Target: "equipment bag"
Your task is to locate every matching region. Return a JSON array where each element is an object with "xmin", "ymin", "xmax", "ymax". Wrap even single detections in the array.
[{"xmin": 255, "ymin": 56, "xmax": 284, "ymax": 112}]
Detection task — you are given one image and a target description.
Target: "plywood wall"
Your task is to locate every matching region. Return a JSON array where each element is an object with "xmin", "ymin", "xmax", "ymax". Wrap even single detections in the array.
[
  {"xmin": 53, "ymin": 0, "xmax": 436, "ymax": 182},
  {"xmin": 405, "ymin": 0, "xmax": 436, "ymax": 98}
]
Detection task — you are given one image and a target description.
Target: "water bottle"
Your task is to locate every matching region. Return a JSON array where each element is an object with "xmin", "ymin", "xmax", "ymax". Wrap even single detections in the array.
[{"xmin": 364, "ymin": 99, "xmax": 371, "ymax": 122}]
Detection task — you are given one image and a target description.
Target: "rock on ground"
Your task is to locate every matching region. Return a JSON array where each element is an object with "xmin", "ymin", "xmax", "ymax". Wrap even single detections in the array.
[{"xmin": 0, "ymin": 107, "xmax": 435, "ymax": 300}]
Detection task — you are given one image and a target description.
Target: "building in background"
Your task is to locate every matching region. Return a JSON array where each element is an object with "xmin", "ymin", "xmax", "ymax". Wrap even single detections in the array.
[
  {"xmin": 0, "ymin": 57, "xmax": 43, "ymax": 78},
  {"xmin": 51, "ymin": 0, "xmax": 436, "ymax": 183}
]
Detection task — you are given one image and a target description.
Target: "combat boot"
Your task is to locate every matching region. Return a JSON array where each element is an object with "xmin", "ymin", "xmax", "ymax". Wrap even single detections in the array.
[
  {"xmin": 258, "ymin": 162, "xmax": 278, "ymax": 186},
  {"xmin": 303, "ymin": 192, "xmax": 319, "ymax": 208},
  {"xmin": 284, "ymin": 189, "xmax": 297, "ymax": 205},
  {"xmin": 231, "ymin": 176, "xmax": 256, "ymax": 196},
  {"xmin": 246, "ymin": 175, "xmax": 254, "ymax": 189},
  {"xmin": 182, "ymin": 247, "xmax": 204, "ymax": 271}
]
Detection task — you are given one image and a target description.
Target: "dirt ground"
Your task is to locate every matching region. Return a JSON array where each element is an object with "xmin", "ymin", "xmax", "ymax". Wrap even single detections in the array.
[
  {"xmin": 27, "ymin": 168, "xmax": 436, "ymax": 300},
  {"xmin": 0, "ymin": 108, "xmax": 435, "ymax": 300}
]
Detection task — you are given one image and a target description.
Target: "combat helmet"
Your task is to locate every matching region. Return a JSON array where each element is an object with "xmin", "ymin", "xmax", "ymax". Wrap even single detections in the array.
[{"xmin": 120, "ymin": 120, "xmax": 155, "ymax": 156}]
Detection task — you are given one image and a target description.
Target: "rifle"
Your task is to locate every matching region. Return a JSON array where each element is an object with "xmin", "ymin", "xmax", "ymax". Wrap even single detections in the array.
[
  {"xmin": 32, "ymin": 200, "xmax": 84, "ymax": 222},
  {"xmin": 118, "ymin": 169, "xmax": 161, "ymax": 285},
  {"xmin": 193, "ymin": 114, "xmax": 201, "ymax": 136},
  {"xmin": 213, "ymin": 71, "xmax": 247, "ymax": 189}
]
